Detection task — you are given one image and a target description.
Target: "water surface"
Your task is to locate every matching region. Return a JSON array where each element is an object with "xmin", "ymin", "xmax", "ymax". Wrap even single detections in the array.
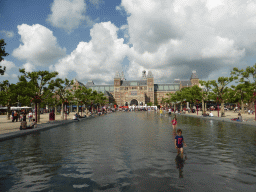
[{"xmin": 0, "ymin": 112, "xmax": 255, "ymax": 191}]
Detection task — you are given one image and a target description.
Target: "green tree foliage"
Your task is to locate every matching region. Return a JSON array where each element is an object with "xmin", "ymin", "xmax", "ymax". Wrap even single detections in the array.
[
  {"xmin": 147, "ymin": 102, "xmax": 153, "ymax": 106},
  {"xmin": 74, "ymin": 85, "xmax": 94, "ymax": 115},
  {"xmin": 0, "ymin": 39, "xmax": 9, "ymax": 75},
  {"xmin": 166, "ymin": 92, "xmax": 178, "ymax": 110},
  {"xmin": 0, "ymin": 80, "xmax": 19, "ymax": 119},
  {"xmin": 199, "ymin": 80, "xmax": 212, "ymax": 112},
  {"xmin": 231, "ymin": 64, "xmax": 256, "ymax": 112},
  {"xmin": 49, "ymin": 78, "xmax": 74, "ymax": 119},
  {"xmin": 17, "ymin": 69, "xmax": 59, "ymax": 122},
  {"xmin": 209, "ymin": 76, "xmax": 234, "ymax": 115}
]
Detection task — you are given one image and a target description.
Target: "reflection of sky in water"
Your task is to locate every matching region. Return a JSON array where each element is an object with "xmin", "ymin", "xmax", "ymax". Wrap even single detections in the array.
[{"xmin": 0, "ymin": 112, "xmax": 255, "ymax": 191}]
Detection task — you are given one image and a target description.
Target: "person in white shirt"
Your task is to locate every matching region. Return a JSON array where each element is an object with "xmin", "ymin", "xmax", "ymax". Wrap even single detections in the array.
[{"xmin": 209, "ymin": 112, "xmax": 214, "ymax": 117}]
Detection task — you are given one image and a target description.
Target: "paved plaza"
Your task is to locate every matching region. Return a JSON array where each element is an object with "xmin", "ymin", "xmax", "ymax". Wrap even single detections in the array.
[{"xmin": 0, "ymin": 112, "xmax": 85, "ymax": 135}]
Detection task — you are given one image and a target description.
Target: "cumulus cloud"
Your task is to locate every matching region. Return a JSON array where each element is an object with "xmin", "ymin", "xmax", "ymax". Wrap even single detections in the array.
[
  {"xmin": 51, "ymin": 21, "xmax": 129, "ymax": 84},
  {"xmin": 0, "ymin": 30, "xmax": 14, "ymax": 38},
  {"xmin": 47, "ymin": 0, "xmax": 87, "ymax": 33},
  {"xmin": 12, "ymin": 24, "xmax": 66, "ymax": 67},
  {"xmin": 22, "ymin": 63, "xmax": 36, "ymax": 72},
  {"xmin": 0, "ymin": 60, "xmax": 18, "ymax": 81},
  {"xmin": 118, "ymin": 0, "xmax": 256, "ymax": 81}
]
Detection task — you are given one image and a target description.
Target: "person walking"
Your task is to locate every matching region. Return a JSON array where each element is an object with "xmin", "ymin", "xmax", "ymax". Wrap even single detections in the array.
[
  {"xmin": 175, "ymin": 129, "xmax": 187, "ymax": 159},
  {"xmin": 11, "ymin": 111, "xmax": 14, "ymax": 122},
  {"xmin": 172, "ymin": 115, "xmax": 177, "ymax": 129},
  {"xmin": 28, "ymin": 111, "xmax": 33, "ymax": 122},
  {"xmin": 13, "ymin": 111, "xmax": 18, "ymax": 122},
  {"xmin": 160, "ymin": 108, "xmax": 163, "ymax": 116}
]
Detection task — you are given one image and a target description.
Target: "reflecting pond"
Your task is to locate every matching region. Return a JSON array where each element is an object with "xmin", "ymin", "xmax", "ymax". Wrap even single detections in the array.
[{"xmin": 0, "ymin": 112, "xmax": 255, "ymax": 191}]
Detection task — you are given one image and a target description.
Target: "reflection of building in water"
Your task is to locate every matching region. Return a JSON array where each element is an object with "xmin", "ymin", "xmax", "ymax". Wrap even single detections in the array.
[{"xmin": 72, "ymin": 70, "xmax": 200, "ymax": 106}]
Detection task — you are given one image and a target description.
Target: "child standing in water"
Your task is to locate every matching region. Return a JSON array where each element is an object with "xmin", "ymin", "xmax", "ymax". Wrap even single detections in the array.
[
  {"xmin": 175, "ymin": 129, "xmax": 187, "ymax": 158},
  {"xmin": 171, "ymin": 115, "xmax": 177, "ymax": 129}
]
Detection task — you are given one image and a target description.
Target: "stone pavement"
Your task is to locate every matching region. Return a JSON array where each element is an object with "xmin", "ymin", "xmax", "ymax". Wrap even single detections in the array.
[
  {"xmin": 175, "ymin": 110, "xmax": 256, "ymax": 126},
  {"xmin": 0, "ymin": 112, "xmax": 95, "ymax": 142}
]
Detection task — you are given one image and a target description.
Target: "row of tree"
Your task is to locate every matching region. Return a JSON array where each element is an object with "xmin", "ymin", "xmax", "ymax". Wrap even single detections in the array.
[
  {"xmin": 161, "ymin": 65, "xmax": 256, "ymax": 115},
  {"xmin": 0, "ymin": 69, "xmax": 107, "ymax": 122}
]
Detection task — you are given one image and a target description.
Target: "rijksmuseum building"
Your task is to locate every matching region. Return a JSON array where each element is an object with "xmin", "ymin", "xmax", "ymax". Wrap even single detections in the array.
[{"xmin": 73, "ymin": 70, "xmax": 200, "ymax": 106}]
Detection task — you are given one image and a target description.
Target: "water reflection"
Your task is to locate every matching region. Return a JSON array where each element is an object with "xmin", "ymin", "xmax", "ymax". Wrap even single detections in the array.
[{"xmin": 0, "ymin": 112, "xmax": 255, "ymax": 191}]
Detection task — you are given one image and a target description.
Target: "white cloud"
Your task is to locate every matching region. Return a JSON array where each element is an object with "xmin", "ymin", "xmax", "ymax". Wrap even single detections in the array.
[
  {"xmin": 12, "ymin": 24, "xmax": 66, "ymax": 67},
  {"xmin": 47, "ymin": 0, "xmax": 87, "ymax": 33},
  {"xmin": 52, "ymin": 21, "xmax": 129, "ymax": 84},
  {"xmin": 22, "ymin": 63, "xmax": 36, "ymax": 72},
  {"xmin": 0, "ymin": 30, "xmax": 14, "ymax": 38},
  {"xmin": 0, "ymin": 60, "xmax": 18, "ymax": 81},
  {"xmin": 118, "ymin": 0, "xmax": 256, "ymax": 80}
]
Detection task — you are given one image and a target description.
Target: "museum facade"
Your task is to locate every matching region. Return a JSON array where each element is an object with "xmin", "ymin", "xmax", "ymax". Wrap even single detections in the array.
[{"xmin": 73, "ymin": 70, "xmax": 200, "ymax": 106}]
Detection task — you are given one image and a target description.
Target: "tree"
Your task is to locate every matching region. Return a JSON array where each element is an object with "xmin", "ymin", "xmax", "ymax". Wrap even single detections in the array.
[
  {"xmin": 229, "ymin": 83, "xmax": 252, "ymax": 113},
  {"xmin": 0, "ymin": 80, "xmax": 18, "ymax": 120},
  {"xmin": 199, "ymin": 80, "xmax": 212, "ymax": 112},
  {"xmin": 49, "ymin": 78, "xmax": 74, "ymax": 120},
  {"xmin": 0, "ymin": 39, "xmax": 9, "ymax": 75},
  {"xmin": 147, "ymin": 102, "xmax": 153, "ymax": 106},
  {"xmin": 166, "ymin": 92, "xmax": 178, "ymax": 111},
  {"xmin": 231, "ymin": 64, "xmax": 256, "ymax": 113},
  {"xmin": 17, "ymin": 69, "xmax": 59, "ymax": 122},
  {"xmin": 209, "ymin": 76, "xmax": 234, "ymax": 116},
  {"xmin": 73, "ymin": 85, "xmax": 93, "ymax": 116}
]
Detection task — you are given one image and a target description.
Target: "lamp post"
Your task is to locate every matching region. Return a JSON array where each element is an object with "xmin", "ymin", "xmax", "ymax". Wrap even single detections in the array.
[
  {"xmin": 35, "ymin": 93, "xmax": 38, "ymax": 123},
  {"xmin": 217, "ymin": 97, "xmax": 219, "ymax": 117},
  {"xmin": 64, "ymin": 99, "xmax": 68, "ymax": 120},
  {"xmin": 254, "ymin": 71, "xmax": 256, "ymax": 121},
  {"xmin": 196, "ymin": 99, "xmax": 199, "ymax": 115}
]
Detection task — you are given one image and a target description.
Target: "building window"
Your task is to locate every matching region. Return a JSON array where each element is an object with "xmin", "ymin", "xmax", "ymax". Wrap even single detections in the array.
[
  {"xmin": 169, "ymin": 85, "xmax": 174, "ymax": 90},
  {"xmin": 159, "ymin": 86, "xmax": 163, "ymax": 91},
  {"xmin": 130, "ymin": 82, "xmax": 137, "ymax": 86}
]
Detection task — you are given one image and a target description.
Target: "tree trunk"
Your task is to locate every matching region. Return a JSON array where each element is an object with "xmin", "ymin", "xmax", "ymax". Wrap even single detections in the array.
[
  {"xmin": 37, "ymin": 103, "xmax": 40, "ymax": 122},
  {"xmin": 7, "ymin": 104, "xmax": 10, "ymax": 120},
  {"xmin": 221, "ymin": 102, "xmax": 224, "ymax": 116},
  {"xmin": 77, "ymin": 101, "xmax": 79, "ymax": 114},
  {"xmin": 174, "ymin": 104, "xmax": 176, "ymax": 111},
  {"xmin": 55, "ymin": 106, "xmax": 57, "ymax": 115},
  {"xmin": 61, "ymin": 103, "xmax": 64, "ymax": 120},
  {"xmin": 180, "ymin": 104, "xmax": 182, "ymax": 111},
  {"xmin": 202, "ymin": 100, "xmax": 205, "ymax": 113},
  {"xmin": 241, "ymin": 100, "xmax": 245, "ymax": 114}
]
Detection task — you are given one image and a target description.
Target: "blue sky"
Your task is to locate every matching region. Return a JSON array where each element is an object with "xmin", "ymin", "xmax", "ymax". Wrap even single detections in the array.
[{"xmin": 1, "ymin": 0, "xmax": 256, "ymax": 85}]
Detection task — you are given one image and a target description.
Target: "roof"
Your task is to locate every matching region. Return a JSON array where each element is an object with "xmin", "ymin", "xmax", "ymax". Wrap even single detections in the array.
[
  {"xmin": 86, "ymin": 80, "xmax": 95, "ymax": 86},
  {"xmin": 181, "ymin": 80, "xmax": 192, "ymax": 87},
  {"xmin": 154, "ymin": 83, "xmax": 180, "ymax": 91},
  {"xmin": 173, "ymin": 79, "xmax": 192, "ymax": 87},
  {"xmin": 121, "ymin": 80, "xmax": 147, "ymax": 86}
]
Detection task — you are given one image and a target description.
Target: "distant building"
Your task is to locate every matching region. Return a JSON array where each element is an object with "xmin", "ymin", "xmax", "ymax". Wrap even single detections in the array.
[{"xmin": 72, "ymin": 70, "xmax": 200, "ymax": 106}]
